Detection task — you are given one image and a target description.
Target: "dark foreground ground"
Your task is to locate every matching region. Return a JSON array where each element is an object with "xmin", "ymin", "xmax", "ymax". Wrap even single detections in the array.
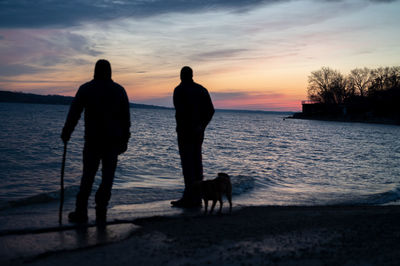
[{"xmin": 5, "ymin": 205, "xmax": 400, "ymax": 265}]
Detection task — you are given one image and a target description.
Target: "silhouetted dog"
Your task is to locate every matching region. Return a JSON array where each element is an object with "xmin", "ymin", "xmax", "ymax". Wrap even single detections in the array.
[{"xmin": 199, "ymin": 173, "xmax": 232, "ymax": 214}]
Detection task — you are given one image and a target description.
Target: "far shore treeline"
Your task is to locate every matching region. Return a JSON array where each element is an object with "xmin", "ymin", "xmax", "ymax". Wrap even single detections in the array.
[
  {"xmin": 0, "ymin": 90, "xmax": 171, "ymax": 110},
  {"xmin": 0, "ymin": 90, "xmax": 292, "ymax": 115},
  {"xmin": 295, "ymin": 66, "xmax": 400, "ymax": 125}
]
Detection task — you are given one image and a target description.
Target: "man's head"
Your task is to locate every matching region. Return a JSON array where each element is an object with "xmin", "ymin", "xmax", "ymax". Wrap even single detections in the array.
[
  {"xmin": 180, "ymin": 66, "xmax": 193, "ymax": 82},
  {"xmin": 94, "ymin": 59, "xmax": 112, "ymax": 80}
]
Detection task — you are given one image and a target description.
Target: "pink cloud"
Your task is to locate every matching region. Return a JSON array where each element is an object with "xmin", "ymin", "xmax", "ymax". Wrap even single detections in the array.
[{"xmin": 211, "ymin": 90, "xmax": 302, "ymax": 111}]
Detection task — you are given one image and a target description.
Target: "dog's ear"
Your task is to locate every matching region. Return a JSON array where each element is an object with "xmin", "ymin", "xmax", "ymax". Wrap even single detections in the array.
[{"xmin": 218, "ymin": 173, "xmax": 229, "ymax": 178}]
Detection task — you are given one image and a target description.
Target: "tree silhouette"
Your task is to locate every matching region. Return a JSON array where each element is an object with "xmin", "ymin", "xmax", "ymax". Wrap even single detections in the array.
[
  {"xmin": 369, "ymin": 66, "xmax": 400, "ymax": 95},
  {"xmin": 347, "ymin": 67, "xmax": 371, "ymax": 97},
  {"xmin": 305, "ymin": 65, "xmax": 400, "ymax": 122},
  {"xmin": 307, "ymin": 67, "xmax": 347, "ymax": 105}
]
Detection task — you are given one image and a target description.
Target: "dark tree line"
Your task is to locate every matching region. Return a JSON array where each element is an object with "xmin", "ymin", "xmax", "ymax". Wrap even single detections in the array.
[{"xmin": 307, "ymin": 66, "xmax": 400, "ymax": 119}]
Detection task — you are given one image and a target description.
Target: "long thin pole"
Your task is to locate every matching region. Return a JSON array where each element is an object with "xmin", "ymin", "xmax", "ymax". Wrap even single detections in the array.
[{"xmin": 59, "ymin": 143, "xmax": 67, "ymax": 225}]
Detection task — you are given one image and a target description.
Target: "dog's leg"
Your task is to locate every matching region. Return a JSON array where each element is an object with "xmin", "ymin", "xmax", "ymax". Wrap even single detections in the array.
[
  {"xmin": 210, "ymin": 200, "xmax": 217, "ymax": 214},
  {"xmin": 227, "ymin": 193, "xmax": 232, "ymax": 214},
  {"xmin": 218, "ymin": 196, "xmax": 223, "ymax": 214},
  {"xmin": 203, "ymin": 199, "xmax": 208, "ymax": 215},
  {"xmin": 227, "ymin": 185, "xmax": 233, "ymax": 214}
]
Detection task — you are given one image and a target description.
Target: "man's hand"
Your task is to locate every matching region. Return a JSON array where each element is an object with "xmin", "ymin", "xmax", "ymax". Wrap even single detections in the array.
[
  {"xmin": 61, "ymin": 130, "xmax": 70, "ymax": 144},
  {"xmin": 118, "ymin": 142, "xmax": 128, "ymax": 155}
]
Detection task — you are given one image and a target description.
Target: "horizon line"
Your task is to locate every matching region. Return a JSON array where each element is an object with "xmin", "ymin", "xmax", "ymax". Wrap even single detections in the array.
[{"xmin": 0, "ymin": 89, "xmax": 297, "ymax": 114}]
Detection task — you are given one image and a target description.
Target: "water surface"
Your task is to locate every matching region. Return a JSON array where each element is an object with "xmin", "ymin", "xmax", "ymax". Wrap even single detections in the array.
[{"xmin": 0, "ymin": 102, "xmax": 399, "ymax": 211}]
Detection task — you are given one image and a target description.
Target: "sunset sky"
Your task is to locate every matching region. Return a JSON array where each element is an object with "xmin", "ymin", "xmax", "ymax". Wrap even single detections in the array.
[{"xmin": 0, "ymin": 0, "xmax": 399, "ymax": 111}]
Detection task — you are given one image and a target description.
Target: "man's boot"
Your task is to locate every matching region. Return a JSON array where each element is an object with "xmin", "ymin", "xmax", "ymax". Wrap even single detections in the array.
[{"xmin": 96, "ymin": 207, "xmax": 107, "ymax": 224}]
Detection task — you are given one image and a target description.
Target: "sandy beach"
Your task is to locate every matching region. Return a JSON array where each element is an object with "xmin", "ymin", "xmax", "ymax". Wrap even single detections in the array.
[{"xmin": 3, "ymin": 205, "xmax": 400, "ymax": 265}]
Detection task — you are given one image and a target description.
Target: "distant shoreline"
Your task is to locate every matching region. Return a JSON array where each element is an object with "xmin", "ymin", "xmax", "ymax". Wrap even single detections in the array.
[
  {"xmin": 288, "ymin": 100, "xmax": 400, "ymax": 126},
  {"xmin": 288, "ymin": 112, "xmax": 400, "ymax": 126},
  {"xmin": 0, "ymin": 90, "xmax": 294, "ymax": 115},
  {"xmin": 0, "ymin": 90, "xmax": 171, "ymax": 110}
]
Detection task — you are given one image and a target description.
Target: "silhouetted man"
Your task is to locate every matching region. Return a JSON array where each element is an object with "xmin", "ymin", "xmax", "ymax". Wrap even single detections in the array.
[
  {"xmin": 171, "ymin": 66, "xmax": 214, "ymax": 208},
  {"xmin": 61, "ymin": 59, "xmax": 131, "ymax": 223}
]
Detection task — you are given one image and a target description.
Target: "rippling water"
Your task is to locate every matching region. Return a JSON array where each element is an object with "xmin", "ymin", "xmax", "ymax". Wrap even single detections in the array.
[{"xmin": 0, "ymin": 102, "xmax": 400, "ymax": 210}]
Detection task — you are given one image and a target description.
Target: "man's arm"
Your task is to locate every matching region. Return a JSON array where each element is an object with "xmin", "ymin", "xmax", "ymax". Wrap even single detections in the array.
[
  {"xmin": 173, "ymin": 86, "xmax": 184, "ymax": 127},
  {"xmin": 61, "ymin": 88, "xmax": 84, "ymax": 143},
  {"xmin": 201, "ymin": 88, "xmax": 215, "ymax": 130},
  {"xmin": 121, "ymin": 89, "xmax": 131, "ymax": 146}
]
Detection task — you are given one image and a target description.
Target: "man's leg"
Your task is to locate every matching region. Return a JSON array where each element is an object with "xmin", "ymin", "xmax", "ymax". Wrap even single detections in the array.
[
  {"xmin": 193, "ymin": 132, "xmax": 204, "ymax": 183},
  {"xmin": 178, "ymin": 134, "xmax": 195, "ymax": 188},
  {"xmin": 70, "ymin": 146, "xmax": 100, "ymax": 222},
  {"xmin": 95, "ymin": 150, "xmax": 118, "ymax": 222},
  {"xmin": 188, "ymin": 132, "xmax": 204, "ymax": 204},
  {"xmin": 172, "ymin": 133, "xmax": 202, "ymax": 207},
  {"xmin": 178, "ymin": 134, "xmax": 195, "ymax": 198}
]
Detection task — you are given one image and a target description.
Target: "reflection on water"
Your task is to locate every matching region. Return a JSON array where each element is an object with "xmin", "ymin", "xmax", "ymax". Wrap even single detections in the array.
[{"xmin": 0, "ymin": 102, "xmax": 400, "ymax": 206}]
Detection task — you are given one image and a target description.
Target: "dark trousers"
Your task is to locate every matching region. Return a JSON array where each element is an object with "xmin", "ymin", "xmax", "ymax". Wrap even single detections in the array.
[
  {"xmin": 75, "ymin": 144, "xmax": 118, "ymax": 214},
  {"xmin": 177, "ymin": 131, "xmax": 204, "ymax": 202}
]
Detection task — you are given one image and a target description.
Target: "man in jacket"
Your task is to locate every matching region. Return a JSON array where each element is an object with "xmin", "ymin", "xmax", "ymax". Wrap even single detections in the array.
[
  {"xmin": 171, "ymin": 66, "xmax": 215, "ymax": 208},
  {"xmin": 61, "ymin": 59, "xmax": 131, "ymax": 223}
]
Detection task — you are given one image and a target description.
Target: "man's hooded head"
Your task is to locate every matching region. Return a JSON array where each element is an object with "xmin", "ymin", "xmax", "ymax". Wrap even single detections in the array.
[{"xmin": 94, "ymin": 59, "xmax": 112, "ymax": 80}]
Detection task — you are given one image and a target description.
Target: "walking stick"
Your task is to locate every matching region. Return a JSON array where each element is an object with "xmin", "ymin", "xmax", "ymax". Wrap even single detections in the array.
[{"xmin": 59, "ymin": 142, "xmax": 67, "ymax": 225}]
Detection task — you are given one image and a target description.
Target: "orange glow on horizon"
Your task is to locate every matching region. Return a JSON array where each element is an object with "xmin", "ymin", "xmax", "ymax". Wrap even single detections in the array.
[{"xmin": 0, "ymin": 63, "xmax": 307, "ymax": 112}]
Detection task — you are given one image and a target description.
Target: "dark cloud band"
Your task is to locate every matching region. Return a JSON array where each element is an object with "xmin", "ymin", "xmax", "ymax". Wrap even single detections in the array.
[
  {"xmin": 0, "ymin": 0, "xmax": 289, "ymax": 28},
  {"xmin": 2, "ymin": 0, "xmax": 396, "ymax": 28}
]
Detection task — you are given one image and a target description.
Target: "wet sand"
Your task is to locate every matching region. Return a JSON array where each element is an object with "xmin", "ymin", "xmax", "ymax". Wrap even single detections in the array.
[{"xmin": 5, "ymin": 205, "xmax": 400, "ymax": 265}]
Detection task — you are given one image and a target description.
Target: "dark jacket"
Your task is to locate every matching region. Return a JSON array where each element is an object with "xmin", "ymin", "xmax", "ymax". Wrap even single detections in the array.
[
  {"xmin": 62, "ymin": 79, "xmax": 131, "ymax": 150},
  {"xmin": 173, "ymin": 80, "xmax": 214, "ymax": 134}
]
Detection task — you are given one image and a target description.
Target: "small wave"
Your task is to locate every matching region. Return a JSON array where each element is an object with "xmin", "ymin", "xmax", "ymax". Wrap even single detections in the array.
[
  {"xmin": 231, "ymin": 175, "xmax": 255, "ymax": 196},
  {"xmin": 336, "ymin": 186, "xmax": 400, "ymax": 206},
  {"xmin": 112, "ymin": 187, "xmax": 181, "ymax": 205},
  {"xmin": 360, "ymin": 187, "xmax": 400, "ymax": 205},
  {"xmin": 0, "ymin": 175, "xmax": 256, "ymax": 211},
  {"xmin": 0, "ymin": 185, "xmax": 80, "ymax": 210},
  {"xmin": 112, "ymin": 175, "xmax": 256, "ymax": 205}
]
